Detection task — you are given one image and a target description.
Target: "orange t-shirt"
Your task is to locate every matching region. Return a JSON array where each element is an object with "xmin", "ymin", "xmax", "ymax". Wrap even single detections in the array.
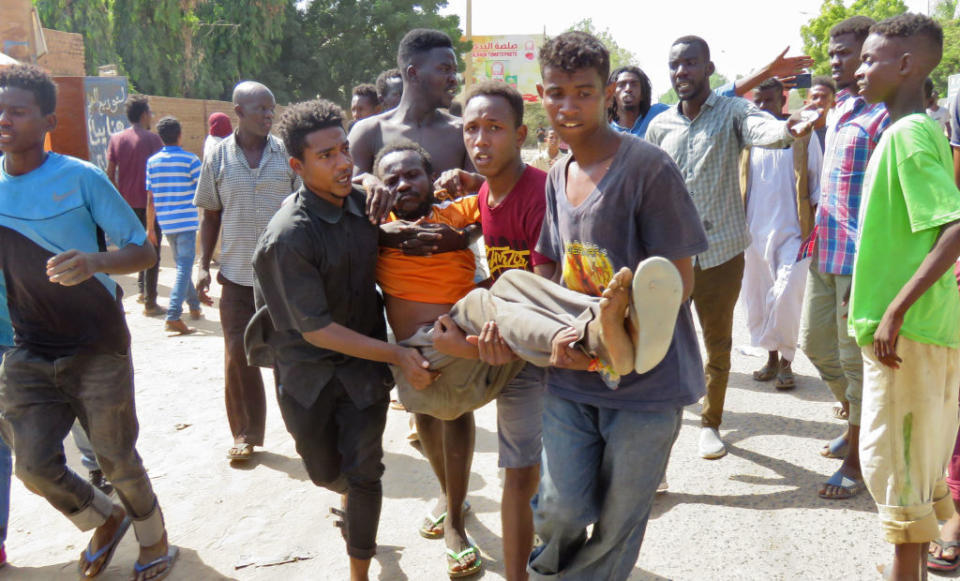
[{"xmin": 377, "ymin": 195, "xmax": 481, "ymax": 304}]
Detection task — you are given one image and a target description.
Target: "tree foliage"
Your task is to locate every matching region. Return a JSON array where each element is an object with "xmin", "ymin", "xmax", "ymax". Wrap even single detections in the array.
[
  {"xmin": 568, "ymin": 18, "xmax": 639, "ymax": 72},
  {"xmin": 931, "ymin": 0, "xmax": 960, "ymax": 96},
  {"xmin": 800, "ymin": 0, "xmax": 908, "ymax": 77},
  {"xmin": 34, "ymin": 0, "xmax": 119, "ymax": 75},
  {"xmin": 112, "ymin": 0, "xmax": 199, "ymax": 96}
]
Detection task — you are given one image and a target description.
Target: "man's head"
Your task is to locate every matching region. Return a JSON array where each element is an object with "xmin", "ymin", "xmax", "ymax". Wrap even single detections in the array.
[
  {"xmin": 808, "ymin": 75, "xmax": 837, "ymax": 112},
  {"xmin": 397, "ymin": 29, "xmax": 458, "ymax": 109},
  {"xmin": 351, "ymin": 84, "xmax": 380, "ymax": 121},
  {"xmin": 374, "ymin": 140, "xmax": 435, "ymax": 219},
  {"xmin": 277, "ymin": 99, "xmax": 352, "ymax": 200},
  {"xmin": 668, "ymin": 36, "xmax": 714, "ymax": 103},
  {"xmin": 537, "ymin": 31, "xmax": 612, "ymax": 144},
  {"xmin": 232, "ymin": 81, "xmax": 276, "ymax": 138},
  {"xmin": 376, "ymin": 68, "xmax": 404, "ymax": 110},
  {"xmin": 608, "ymin": 66, "xmax": 652, "ymax": 119},
  {"xmin": 0, "ymin": 64, "xmax": 57, "ymax": 156},
  {"xmin": 125, "ymin": 94, "xmax": 152, "ymax": 128},
  {"xmin": 829, "ymin": 16, "xmax": 875, "ymax": 91},
  {"xmin": 156, "ymin": 116, "xmax": 181, "ymax": 146},
  {"xmin": 463, "ymin": 81, "xmax": 526, "ymax": 178},
  {"xmin": 856, "ymin": 13, "xmax": 943, "ymax": 106},
  {"xmin": 752, "ymin": 78, "xmax": 785, "ymax": 117}
]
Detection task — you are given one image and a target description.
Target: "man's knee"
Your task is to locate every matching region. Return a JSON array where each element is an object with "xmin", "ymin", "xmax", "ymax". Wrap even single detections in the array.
[{"xmin": 14, "ymin": 449, "xmax": 67, "ymax": 493}]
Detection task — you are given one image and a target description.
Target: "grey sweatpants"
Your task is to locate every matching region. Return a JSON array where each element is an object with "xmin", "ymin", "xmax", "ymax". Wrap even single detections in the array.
[{"xmin": 395, "ymin": 269, "xmax": 601, "ymax": 420}]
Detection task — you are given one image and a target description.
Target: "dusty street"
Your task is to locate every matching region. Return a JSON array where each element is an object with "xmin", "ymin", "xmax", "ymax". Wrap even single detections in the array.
[{"xmin": 0, "ymin": 246, "xmax": 912, "ymax": 580}]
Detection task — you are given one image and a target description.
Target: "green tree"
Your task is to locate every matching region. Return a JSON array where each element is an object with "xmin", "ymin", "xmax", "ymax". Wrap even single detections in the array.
[
  {"xmin": 800, "ymin": 0, "xmax": 908, "ymax": 77},
  {"xmin": 34, "ymin": 0, "xmax": 119, "ymax": 75},
  {"xmin": 931, "ymin": 0, "xmax": 959, "ymax": 96},
  {"xmin": 568, "ymin": 18, "xmax": 638, "ymax": 72},
  {"xmin": 112, "ymin": 0, "xmax": 199, "ymax": 96}
]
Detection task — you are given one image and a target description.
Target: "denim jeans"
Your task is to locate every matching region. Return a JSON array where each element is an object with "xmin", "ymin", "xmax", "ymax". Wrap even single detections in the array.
[
  {"xmin": 71, "ymin": 421, "xmax": 100, "ymax": 472},
  {"xmin": 165, "ymin": 231, "xmax": 200, "ymax": 322},
  {"xmin": 0, "ymin": 345, "xmax": 9, "ymax": 546},
  {"xmin": 528, "ymin": 393, "xmax": 682, "ymax": 580}
]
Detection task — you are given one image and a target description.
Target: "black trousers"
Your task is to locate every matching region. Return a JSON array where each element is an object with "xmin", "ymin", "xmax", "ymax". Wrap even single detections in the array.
[
  {"xmin": 132, "ymin": 208, "xmax": 161, "ymax": 305},
  {"xmin": 275, "ymin": 374, "xmax": 388, "ymax": 560}
]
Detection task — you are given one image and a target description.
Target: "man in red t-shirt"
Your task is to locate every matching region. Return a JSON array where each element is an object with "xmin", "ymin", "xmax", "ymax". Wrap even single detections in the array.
[
  {"xmin": 437, "ymin": 80, "xmax": 555, "ymax": 581},
  {"xmin": 106, "ymin": 95, "xmax": 163, "ymax": 314}
]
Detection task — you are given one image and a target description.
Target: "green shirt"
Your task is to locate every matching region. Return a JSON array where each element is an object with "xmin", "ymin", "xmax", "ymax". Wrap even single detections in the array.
[{"xmin": 849, "ymin": 114, "xmax": 960, "ymax": 348}]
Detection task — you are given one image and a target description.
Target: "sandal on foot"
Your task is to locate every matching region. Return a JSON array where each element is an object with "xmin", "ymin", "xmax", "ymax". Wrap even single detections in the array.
[
  {"xmin": 227, "ymin": 442, "xmax": 253, "ymax": 461},
  {"xmin": 131, "ymin": 545, "xmax": 179, "ymax": 581},
  {"xmin": 446, "ymin": 545, "xmax": 482, "ymax": 578},
  {"xmin": 928, "ymin": 538, "xmax": 960, "ymax": 571},
  {"xmin": 78, "ymin": 515, "xmax": 131, "ymax": 578},
  {"xmin": 818, "ymin": 470, "xmax": 864, "ymax": 500},
  {"xmin": 820, "ymin": 436, "xmax": 849, "ymax": 459},
  {"xmin": 753, "ymin": 363, "xmax": 777, "ymax": 382},
  {"xmin": 832, "ymin": 403, "xmax": 850, "ymax": 420},
  {"xmin": 775, "ymin": 368, "xmax": 796, "ymax": 390},
  {"xmin": 419, "ymin": 501, "xmax": 472, "ymax": 539}
]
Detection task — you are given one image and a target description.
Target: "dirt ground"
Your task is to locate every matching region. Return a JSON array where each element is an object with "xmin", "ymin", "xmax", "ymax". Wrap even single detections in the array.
[{"xmin": 0, "ymin": 243, "xmax": 939, "ymax": 580}]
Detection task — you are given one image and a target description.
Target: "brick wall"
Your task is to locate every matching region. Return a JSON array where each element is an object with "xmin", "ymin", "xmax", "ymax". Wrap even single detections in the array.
[{"xmin": 38, "ymin": 29, "xmax": 85, "ymax": 76}]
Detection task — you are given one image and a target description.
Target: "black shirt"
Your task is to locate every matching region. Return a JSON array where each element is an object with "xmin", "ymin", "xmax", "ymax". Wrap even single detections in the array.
[{"xmin": 248, "ymin": 186, "xmax": 392, "ymax": 409}]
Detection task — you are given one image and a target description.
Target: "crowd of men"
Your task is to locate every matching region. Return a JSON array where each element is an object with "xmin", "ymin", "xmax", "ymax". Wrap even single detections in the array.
[{"xmin": 0, "ymin": 10, "xmax": 959, "ymax": 581}]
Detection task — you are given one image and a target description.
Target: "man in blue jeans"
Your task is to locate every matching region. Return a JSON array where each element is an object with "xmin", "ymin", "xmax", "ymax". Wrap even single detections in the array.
[{"xmin": 146, "ymin": 116, "xmax": 203, "ymax": 335}]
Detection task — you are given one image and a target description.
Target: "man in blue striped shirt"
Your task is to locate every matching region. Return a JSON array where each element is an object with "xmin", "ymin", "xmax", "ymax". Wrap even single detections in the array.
[{"xmin": 146, "ymin": 117, "xmax": 203, "ymax": 334}]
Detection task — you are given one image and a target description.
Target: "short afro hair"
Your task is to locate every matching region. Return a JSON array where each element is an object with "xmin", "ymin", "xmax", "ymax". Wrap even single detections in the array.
[
  {"xmin": 352, "ymin": 83, "xmax": 379, "ymax": 103},
  {"xmin": 0, "ymin": 64, "xmax": 57, "ymax": 115},
  {"xmin": 672, "ymin": 35, "xmax": 711, "ymax": 62},
  {"xmin": 812, "ymin": 75, "xmax": 836, "ymax": 93},
  {"xmin": 373, "ymin": 139, "xmax": 434, "ymax": 180},
  {"xmin": 376, "ymin": 68, "xmax": 403, "ymax": 100},
  {"xmin": 871, "ymin": 13, "xmax": 943, "ymax": 64},
  {"xmin": 277, "ymin": 99, "xmax": 345, "ymax": 160},
  {"xmin": 155, "ymin": 116, "xmax": 181, "ymax": 145},
  {"xmin": 464, "ymin": 80, "xmax": 524, "ymax": 127},
  {"xmin": 539, "ymin": 31, "xmax": 610, "ymax": 84},
  {"xmin": 397, "ymin": 29, "xmax": 454, "ymax": 71},
  {"xmin": 125, "ymin": 94, "xmax": 150, "ymax": 124},
  {"xmin": 608, "ymin": 66, "xmax": 653, "ymax": 121},
  {"xmin": 757, "ymin": 78, "xmax": 784, "ymax": 93},
  {"xmin": 830, "ymin": 15, "xmax": 876, "ymax": 43}
]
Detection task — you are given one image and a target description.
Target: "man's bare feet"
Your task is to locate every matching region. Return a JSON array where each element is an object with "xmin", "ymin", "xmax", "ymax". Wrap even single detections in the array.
[
  {"xmin": 596, "ymin": 267, "xmax": 635, "ymax": 376},
  {"xmin": 78, "ymin": 505, "xmax": 128, "ymax": 578}
]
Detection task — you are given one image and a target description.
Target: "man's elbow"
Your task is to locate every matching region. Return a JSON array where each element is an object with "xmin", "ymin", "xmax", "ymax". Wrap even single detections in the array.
[{"xmin": 135, "ymin": 242, "xmax": 157, "ymax": 270}]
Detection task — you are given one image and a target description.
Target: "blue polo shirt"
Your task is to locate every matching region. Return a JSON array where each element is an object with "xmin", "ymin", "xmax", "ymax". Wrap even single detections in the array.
[
  {"xmin": 0, "ymin": 153, "xmax": 147, "ymax": 356},
  {"xmin": 610, "ymin": 103, "xmax": 670, "ymax": 139},
  {"xmin": 145, "ymin": 145, "xmax": 201, "ymax": 233}
]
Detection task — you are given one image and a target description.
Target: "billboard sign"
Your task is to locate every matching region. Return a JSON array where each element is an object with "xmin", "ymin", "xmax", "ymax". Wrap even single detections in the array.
[{"xmin": 469, "ymin": 34, "xmax": 544, "ymax": 102}]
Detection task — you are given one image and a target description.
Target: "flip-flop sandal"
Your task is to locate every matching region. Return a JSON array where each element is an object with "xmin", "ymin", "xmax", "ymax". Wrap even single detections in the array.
[
  {"xmin": 818, "ymin": 470, "xmax": 864, "ymax": 500},
  {"xmin": 390, "ymin": 399, "xmax": 407, "ymax": 411},
  {"xmin": 131, "ymin": 545, "xmax": 179, "ymax": 581},
  {"xmin": 752, "ymin": 363, "xmax": 777, "ymax": 382},
  {"xmin": 227, "ymin": 443, "xmax": 253, "ymax": 461},
  {"xmin": 446, "ymin": 544, "xmax": 482, "ymax": 578},
  {"xmin": 820, "ymin": 435, "xmax": 849, "ymax": 459},
  {"xmin": 928, "ymin": 538, "xmax": 960, "ymax": 571},
  {"xmin": 78, "ymin": 515, "xmax": 131, "ymax": 578},
  {"xmin": 330, "ymin": 507, "xmax": 348, "ymax": 542},
  {"xmin": 775, "ymin": 368, "xmax": 796, "ymax": 390},
  {"xmin": 419, "ymin": 501, "xmax": 472, "ymax": 539},
  {"xmin": 832, "ymin": 403, "xmax": 849, "ymax": 420},
  {"xmin": 628, "ymin": 257, "xmax": 683, "ymax": 374}
]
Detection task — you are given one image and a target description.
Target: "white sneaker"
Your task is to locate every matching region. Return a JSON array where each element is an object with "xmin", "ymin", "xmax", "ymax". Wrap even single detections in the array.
[{"xmin": 699, "ymin": 427, "xmax": 727, "ymax": 459}]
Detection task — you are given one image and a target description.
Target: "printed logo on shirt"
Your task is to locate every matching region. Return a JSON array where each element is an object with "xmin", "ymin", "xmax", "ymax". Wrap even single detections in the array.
[
  {"xmin": 52, "ymin": 188, "xmax": 79, "ymax": 202},
  {"xmin": 562, "ymin": 240, "xmax": 614, "ymax": 296},
  {"xmin": 486, "ymin": 242, "xmax": 531, "ymax": 278}
]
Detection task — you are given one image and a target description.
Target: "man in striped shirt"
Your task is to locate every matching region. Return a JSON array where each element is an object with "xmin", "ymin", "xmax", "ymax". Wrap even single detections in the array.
[{"xmin": 146, "ymin": 117, "xmax": 202, "ymax": 335}]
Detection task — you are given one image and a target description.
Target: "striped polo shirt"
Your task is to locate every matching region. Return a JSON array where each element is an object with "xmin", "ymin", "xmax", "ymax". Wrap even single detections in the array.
[{"xmin": 145, "ymin": 145, "xmax": 202, "ymax": 233}]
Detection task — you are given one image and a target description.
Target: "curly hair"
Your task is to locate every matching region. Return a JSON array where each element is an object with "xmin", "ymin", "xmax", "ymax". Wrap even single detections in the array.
[
  {"xmin": 539, "ymin": 31, "xmax": 610, "ymax": 84},
  {"xmin": 607, "ymin": 66, "xmax": 653, "ymax": 122},
  {"xmin": 155, "ymin": 116, "xmax": 181, "ymax": 145},
  {"xmin": 376, "ymin": 69, "xmax": 402, "ymax": 101},
  {"xmin": 125, "ymin": 94, "xmax": 150, "ymax": 124},
  {"xmin": 0, "ymin": 64, "xmax": 57, "ymax": 115},
  {"xmin": 464, "ymin": 80, "xmax": 524, "ymax": 127},
  {"xmin": 871, "ymin": 13, "xmax": 943, "ymax": 62},
  {"xmin": 352, "ymin": 83, "xmax": 379, "ymax": 103},
  {"xmin": 757, "ymin": 78, "xmax": 784, "ymax": 93},
  {"xmin": 373, "ymin": 139, "xmax": 434, "ymax": 179},
  {"xmin": 397, "ymin": 29, "xmax": 453, "ymax": 71},
  {"xmin": 812, "ymin": 75, "xmax": 836, "ymax": 93},
  {"xmin": 830, "ymin": 15, "xmax": 876, "ymax": 42},
  {"xmin": 277, "ymin": 99, "xmax": 344, "ymax": 160}
]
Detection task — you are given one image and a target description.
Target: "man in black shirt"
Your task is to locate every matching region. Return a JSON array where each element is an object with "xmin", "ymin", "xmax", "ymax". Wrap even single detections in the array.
[{"xmin": 249, "ymin": 100, "xmax": 434, "ymax": 581}]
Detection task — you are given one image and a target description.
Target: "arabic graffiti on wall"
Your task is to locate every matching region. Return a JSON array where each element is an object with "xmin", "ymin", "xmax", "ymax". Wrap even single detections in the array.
[{"xmin": 83, "ymin": 77, "xmax": 129, "ymax": 171}]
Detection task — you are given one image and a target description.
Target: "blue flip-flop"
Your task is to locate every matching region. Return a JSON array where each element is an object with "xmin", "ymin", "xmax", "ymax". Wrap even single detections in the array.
[
  {"xmin": 820, "ymin": 435, "xmax": 849, "ymax": 459},
  {"xmin": 132, "ymin": 545, "xmax": 179, "ymax": 581},
  {"xmin": 819, "ymin": 470, "xmax": 864, "ymax": 500},
  {"xmin": 78, "ymin": 515, "xmax": 131, "ymax": 577}
]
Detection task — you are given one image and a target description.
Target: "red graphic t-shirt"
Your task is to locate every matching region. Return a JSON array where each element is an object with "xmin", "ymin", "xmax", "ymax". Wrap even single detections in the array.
[{"xmin": 478, "ymin": 165, "xmax": 552, "ymax": 280}]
